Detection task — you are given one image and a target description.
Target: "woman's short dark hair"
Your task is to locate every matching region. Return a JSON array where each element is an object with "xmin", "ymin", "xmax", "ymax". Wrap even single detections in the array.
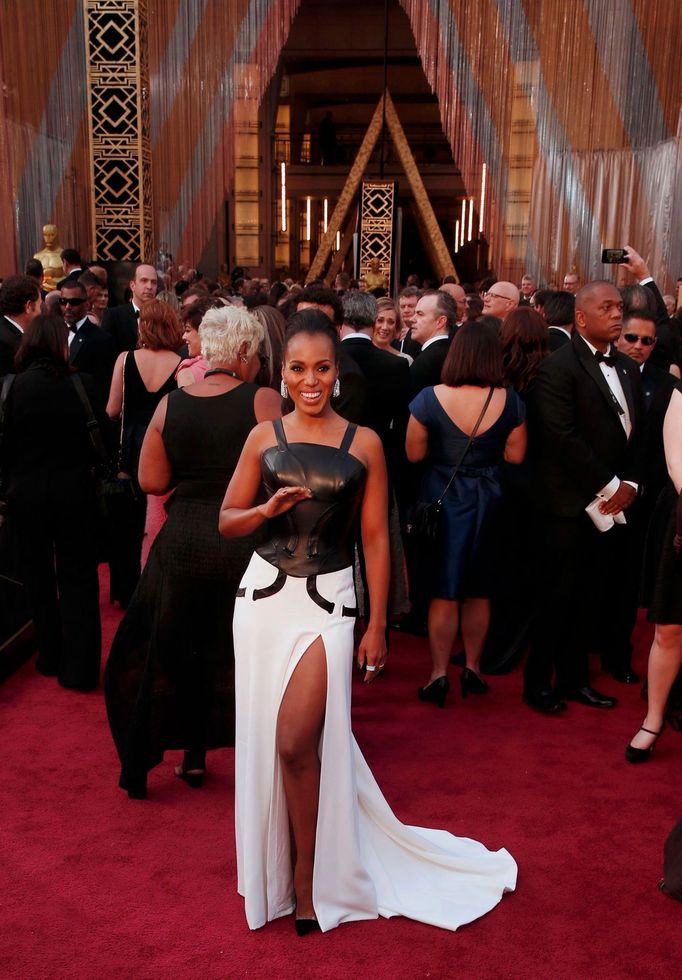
[
  {"xmin": 284, "ymin": 308, "xmax": 341, "ymax": 361},
  {"xmin": 15, "ymin": 314, "xmax": 70, "ymax": 373},
  {"xmin": 499, "ymin": 307, "xmax": 549, "ymax": 393},
  {"xmin": 441, "ymin": 321, "xmax": 504, "ymax": 388}
]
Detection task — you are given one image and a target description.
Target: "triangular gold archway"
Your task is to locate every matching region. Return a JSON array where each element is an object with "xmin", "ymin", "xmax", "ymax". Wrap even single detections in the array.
[{"xmin": 308, "ymin": 90, "xmax": 457, "ymax": 284}]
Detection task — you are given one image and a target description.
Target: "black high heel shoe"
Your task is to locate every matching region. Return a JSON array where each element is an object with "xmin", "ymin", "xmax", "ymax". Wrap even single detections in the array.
[
  {"xmin": 295, "ymin": 917, "xmax": 320, "ymax": 936},
  {"xmin": 625, "ymin": 724, "xmax": 665, "ymax": 763},
  {"xmin": 460, "ymin": 668, "xmax": 488, "ymax": 699},
  {"xmin": 417, "ymin": 676, "xmax": 450, "ymax": 708},
  {"xmin": 174, "ymin": 750, "xmax": 206, "ymax": 788},
  {"xmin": 119, "ymin": 772, "xmax": 147, "ymax": 800}
]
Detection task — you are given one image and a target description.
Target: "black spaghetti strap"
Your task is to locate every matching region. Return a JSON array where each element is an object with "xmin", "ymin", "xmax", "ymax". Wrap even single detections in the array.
[
  {"xmin": 272, "ymin": 418, "xmax": 288, "ymax": 450},
  {"xmin": 338, "ymin": 423, "xmax": 357, "ymax": 456}
]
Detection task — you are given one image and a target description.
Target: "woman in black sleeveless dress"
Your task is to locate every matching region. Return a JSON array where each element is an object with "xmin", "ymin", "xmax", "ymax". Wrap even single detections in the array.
[
  {"xmin": 106, "ymin": 300, "xmax": 183, "ymax": 606},
  {"xmin": 627, "ymin": 387, "xmax": 682, "ymax": 762},
  {"xmin": 220, "ymin": 310, "xmax": 517, "ymax": 935},
  {"xmin": 105, "ymin": 306, "xmax": 281, "ymax": 799}
]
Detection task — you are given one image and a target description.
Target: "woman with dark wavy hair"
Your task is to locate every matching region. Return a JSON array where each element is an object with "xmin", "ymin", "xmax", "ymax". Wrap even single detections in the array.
[
  {"xmin": 499, "ymin": 307, "xmax": 549, "ymax": 394},
  {"xmin": 483, "ymin": 307, "xmax": 549, "ymax": 677}
]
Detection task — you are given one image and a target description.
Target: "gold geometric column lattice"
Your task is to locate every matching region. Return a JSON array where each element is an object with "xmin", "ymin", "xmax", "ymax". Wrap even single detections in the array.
[
  {"xmin": 83, "ymin": 0, "xmax": 153, "ymax": 262},
  {"xmin": 359, "ymin": 181, "xmax": 395, "ymax": 292}
]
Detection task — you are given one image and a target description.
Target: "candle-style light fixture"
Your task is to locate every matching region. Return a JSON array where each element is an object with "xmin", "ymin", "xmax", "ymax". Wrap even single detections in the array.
[
  {"xmin": 305, "ymin": 197, "xmax": 311, "ymax": 242},
  {"xmin": 467, "ymin": 197, "xmax": 474, "ymax": 242},
  {"xmin": 323, "ymin": 198, "xmax": 329, "ymax": 234},
  {"xmin": 280, "ymin": 162, "xmax": 287, "ymax": 233},
  {"xmin": 479, "ymin": 163, "xmax": 487, "ymax": 235},
  {"xmin": 454, "ymin": 219, "xmax": 460, "ymax": 254},
  {"xmin": 460, "ymin": 199, "xmax": 466, "ymax": 247}
]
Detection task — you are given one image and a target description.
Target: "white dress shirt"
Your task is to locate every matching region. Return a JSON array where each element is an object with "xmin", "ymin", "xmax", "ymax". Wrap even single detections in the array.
[
  {"xmin": 420, "ymin": 334, "xmax": 449, "ymax": 351},
  {"xmin": 580, "ymin": 336, "xmax": 636, "ymax": 498}
]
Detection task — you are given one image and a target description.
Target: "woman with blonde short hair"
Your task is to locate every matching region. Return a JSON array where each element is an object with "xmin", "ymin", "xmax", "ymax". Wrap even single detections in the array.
[{"xmin": 105, "ymin": 303, "xmax": 281, "ymax": 799}]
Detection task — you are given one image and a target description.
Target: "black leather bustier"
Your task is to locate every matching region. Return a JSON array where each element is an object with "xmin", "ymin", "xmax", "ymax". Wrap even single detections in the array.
[{"xmin": 257, "ymin": 419, "xmax": 367, "ymax": 576}]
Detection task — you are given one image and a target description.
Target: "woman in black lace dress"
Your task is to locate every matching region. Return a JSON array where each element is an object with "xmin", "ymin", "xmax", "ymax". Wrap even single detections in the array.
[{"xmin": 105, "ymin": 306, "xmax": 281, "ymax": 799}]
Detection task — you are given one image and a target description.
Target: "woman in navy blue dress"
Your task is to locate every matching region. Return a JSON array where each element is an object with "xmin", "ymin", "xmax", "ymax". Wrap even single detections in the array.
[{"xmin": 406, "ymin": 322, "xmax": 527, "ymax": 707}]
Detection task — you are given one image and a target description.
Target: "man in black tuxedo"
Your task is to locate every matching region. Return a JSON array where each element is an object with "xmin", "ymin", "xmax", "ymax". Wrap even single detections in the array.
[
  {"xmin": 101, "ymin": 263, "xmax": 158, "ymax": 353},
  {"xmin": 295, "ymin": 285, "xmax": 367, "ymax": 424},
  {"xmin": 56, "ymin": 248, "xmax": 84, "ymax": 289},
  {"xmin": 340, "ymin": 290, "xmax": 409, "ymax": 450},
  {"xmin": 0, "ymin": 275, "xmax": 41, "ymax": 376},
  {"xmin": 543, "ymin": 290, "xmax": 574, "ymax": 352},
  {"xmin": 60, "ymin": 282, "xmax": 116, "ymax": 408},
  {"xmin": 409, "ymin": 289, "xmax": 457, "ymax": 396},
  {"xmin": 525, "ymin": 281, "xmax": 645, "ymax": 712}
]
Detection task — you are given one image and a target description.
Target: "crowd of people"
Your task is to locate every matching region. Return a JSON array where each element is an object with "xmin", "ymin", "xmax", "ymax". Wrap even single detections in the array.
[{"xmin": 1, "ymin": 242, "xmax": 682, "ymax": 929}]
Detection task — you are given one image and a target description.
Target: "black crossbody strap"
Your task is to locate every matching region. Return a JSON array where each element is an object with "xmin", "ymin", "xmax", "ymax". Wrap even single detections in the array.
[
  {"xmin": 70, "ymin": 374, "xmax": 111, "ymax": 467},
  {"xmin": 436, "ymin": 386, "xmax": 495, "ymax": 505}
]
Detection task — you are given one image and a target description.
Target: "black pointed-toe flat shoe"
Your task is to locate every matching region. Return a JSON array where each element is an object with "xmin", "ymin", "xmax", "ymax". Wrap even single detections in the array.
[
  {"xmin": 626, "ymin": 724, "xmax": 665, "ymax": 763},
  {"xmin": 417, "ymin": 676, "xmax": 450, "ymax": 708},
  {"xmin": 460, "ymin": 668, "xmax": 489, "ymax": 699},
  {"xmin": 295, "ymin": 918, "xmax": 320, "ymax": 937}
]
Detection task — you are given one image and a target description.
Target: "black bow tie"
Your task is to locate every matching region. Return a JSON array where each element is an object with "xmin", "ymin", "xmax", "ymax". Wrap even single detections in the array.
[{"xmin": 595, "ymin": 350, "xmax": 618, "ymax": 368}]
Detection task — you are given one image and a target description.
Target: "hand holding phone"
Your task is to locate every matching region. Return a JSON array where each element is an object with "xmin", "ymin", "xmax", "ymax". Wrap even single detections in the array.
[{"xmin": 601, "ymin": 248, "xmax": 628, "ymax": 264}]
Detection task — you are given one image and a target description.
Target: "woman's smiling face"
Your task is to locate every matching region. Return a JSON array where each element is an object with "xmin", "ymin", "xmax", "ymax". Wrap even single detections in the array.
[
  {"xmin": 373, "ymin": 309, "xmax": 398, "ymax": 347},
  {"xmin": 282, "ymin": 331, "xmax": 338, "ymax": 416}
]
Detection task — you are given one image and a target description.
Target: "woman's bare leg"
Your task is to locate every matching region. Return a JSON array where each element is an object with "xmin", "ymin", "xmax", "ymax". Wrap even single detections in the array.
[
  {"xmin": 276, "ymin": 636, "xmax": 327, "ymax": 920},
  {"xmin": 630, "ymin": 624, "xmax": 682, "ymax": 749},
  {"xmin": 461, "ymin": 597, "xmax": 491, "ymax": 674},
  {"xmin": 427, "ymin": 599, "xmax": 459, "ymax": 680}
]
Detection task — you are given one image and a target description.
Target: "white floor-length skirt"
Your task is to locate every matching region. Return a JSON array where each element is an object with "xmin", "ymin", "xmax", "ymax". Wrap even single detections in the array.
[{"xmin": 233, "ymin": 551, "xmax": 517, "ymax": 933}]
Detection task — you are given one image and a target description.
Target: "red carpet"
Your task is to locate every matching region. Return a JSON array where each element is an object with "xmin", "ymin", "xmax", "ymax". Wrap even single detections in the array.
[{"xmin": 2, "ymin": 505, "xmax": 680, "ymax": 978}]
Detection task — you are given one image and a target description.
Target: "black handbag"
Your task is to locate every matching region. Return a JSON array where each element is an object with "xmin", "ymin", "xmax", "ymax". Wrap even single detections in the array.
[
  {"xmin": 70, "ymin": 374, "xmax": 139, "ymax": 522},
  {"xmin": 407, "ymin": 387, "xmax": 495, "ymax": 546}
]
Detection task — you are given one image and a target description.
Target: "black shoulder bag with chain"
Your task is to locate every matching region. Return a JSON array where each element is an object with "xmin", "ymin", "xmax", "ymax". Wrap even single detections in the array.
[{"xmin": 407, "ymin": 386, "xmax": 495, "ymax": 546}]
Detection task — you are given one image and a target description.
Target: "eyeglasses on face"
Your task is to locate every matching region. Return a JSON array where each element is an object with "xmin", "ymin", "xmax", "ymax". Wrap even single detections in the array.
[
  {"xmin": 59, "ymin": 297, "xmax": 85, "ymax": 306},
  {"xmin": 485, "ymin": 291, "xmax": 513, "ymax": 303},
  {"xmin": 622, "ymin": 333, "xmax": 655, "ymax": 346}
]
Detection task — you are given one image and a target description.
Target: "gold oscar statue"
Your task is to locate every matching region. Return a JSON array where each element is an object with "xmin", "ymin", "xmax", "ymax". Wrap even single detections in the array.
[
  {"xmin": 33, "ymin": 224, "xmax": 63, "ymax": 291},
  {"xmin": 362, "ymin": 257, "xmax": 388, "ymax": 292}
]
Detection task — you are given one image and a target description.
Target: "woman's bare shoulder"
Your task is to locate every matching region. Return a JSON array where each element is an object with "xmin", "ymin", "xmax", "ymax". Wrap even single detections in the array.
[{"xmin": 349, "ymin": 424, "xmax": 384, "ymax": 464}]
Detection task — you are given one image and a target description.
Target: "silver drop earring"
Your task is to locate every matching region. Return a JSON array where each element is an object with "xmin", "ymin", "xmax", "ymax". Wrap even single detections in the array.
[
  {"xmin": 333, "ymin": 378, "xmax": 341, "ymax": 398},
  {"xmin": 280, "ymin": 380, "xmax": 289, "ymax": 398}
]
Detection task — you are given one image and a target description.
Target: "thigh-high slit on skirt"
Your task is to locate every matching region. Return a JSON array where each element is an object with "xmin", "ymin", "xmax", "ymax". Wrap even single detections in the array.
[{"xmin": 233, "ymin": 551, "xmax": 517, "ymax": 933}]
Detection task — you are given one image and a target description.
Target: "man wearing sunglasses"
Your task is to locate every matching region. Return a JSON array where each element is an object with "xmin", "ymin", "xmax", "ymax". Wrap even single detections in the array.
[
  {"xmin": 614, "ymin": 310, "xmax": 681, "ymax": 687},
  {"xmin": 61, "ymin": 282, "xmax": 115, "ymax": 407}
]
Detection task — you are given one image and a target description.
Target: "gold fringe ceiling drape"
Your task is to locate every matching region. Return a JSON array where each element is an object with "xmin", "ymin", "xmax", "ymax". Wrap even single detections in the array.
[{"xmin": 2, "ymin": 0, "xmax": 681, "ymax": 286}]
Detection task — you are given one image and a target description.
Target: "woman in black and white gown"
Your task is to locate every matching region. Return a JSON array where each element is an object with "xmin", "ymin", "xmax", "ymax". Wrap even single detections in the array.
[{"xmin": 219, "ymin": 310, "xmax": 517, "ymax": 934}]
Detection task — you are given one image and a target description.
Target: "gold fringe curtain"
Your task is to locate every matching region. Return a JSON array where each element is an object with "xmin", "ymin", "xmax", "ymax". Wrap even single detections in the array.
[
  {"xmin": 147, "ymin": 0, "xmax": 299, "ymax": 270},
  {"xmin": 400, "ymin": 0, "xmax": 682, "ymax": 288},
  {"xmin": 1, "ymin": 0, "xmax": 90, "ymax": 272},
  {"xmin": 2, "ymin": 0, "xmax": 681, "ymax": 285}
]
